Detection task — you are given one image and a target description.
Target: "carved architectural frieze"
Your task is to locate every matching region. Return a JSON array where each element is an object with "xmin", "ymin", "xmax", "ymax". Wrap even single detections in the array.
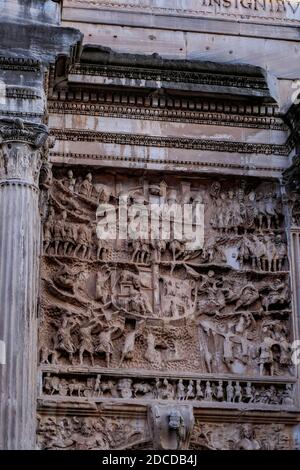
[
  {"xmin": 51, "ymin": 129, "xmax": 290, "ymax": 155},
  {"xmin": 49, "ymin": 151, "xmax": 287, "ymax": 174},
  {"xmin": 69, "ymin": 62, "xmax": 268, "ymax": 93},
  {"xmin": 40, "ymin": 371, "xmax": 296, "ymax": 409},
  {"xmin": 36, "ymin": 411, "xmax": 297, "ymax": 450},
  {"xmin": 0, "ymin": 56, "xmax": 41, "ymax": 72},
  {"xmin": 190, "ymin": 422, "xmax": 296, "ymax": 450},
  {"xmin": 49, "ymin": 100, "xmax": 285, "ymax": 130},
  {"xmin": 39, "ymin": 169, "xmax": 295, "ymax": 388},
  {"xmin": 37, "ymin": 414, "xmax": 150, "ymax": 450}
]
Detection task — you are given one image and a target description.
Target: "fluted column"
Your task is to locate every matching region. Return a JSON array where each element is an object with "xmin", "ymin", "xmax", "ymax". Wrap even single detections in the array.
[{"xmin": 0, "ymin": 118, "xmax": 48, "ymax": 449}]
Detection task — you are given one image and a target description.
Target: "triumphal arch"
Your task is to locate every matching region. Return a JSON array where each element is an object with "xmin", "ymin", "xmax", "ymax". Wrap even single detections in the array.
[{"xmin": 1, "ymin": 0, "xmax": 300, "ymax": 450}]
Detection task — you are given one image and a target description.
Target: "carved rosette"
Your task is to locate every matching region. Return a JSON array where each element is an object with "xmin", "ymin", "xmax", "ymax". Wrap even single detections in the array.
[{"xmin": 0, "ymin": 118, "xmax": 48, "ymax": 186}]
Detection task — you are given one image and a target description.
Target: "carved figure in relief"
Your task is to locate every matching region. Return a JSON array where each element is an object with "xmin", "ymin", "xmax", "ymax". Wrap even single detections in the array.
[
  {"xmin": 245, "ymin": 382, "xmax": 255, "ymax": 403},
  {"xmin": 74, "ymin": 224, "xmax": 92, "ymax": 259},
  {"xmin": 195, "ymin": 380, "xmax": 204, "ymax": 400},
  {"xmin": 75, "ymin": 418, "xmax": 109, "ymax": 450},
  {"xmin": 235, "ymin": 311, "xmax": 256, "ymax": 335},
  {"xmin": 177, "ymin": 379, "xmax": 185, "ymax": 401},
  {"xmin": 236, "ymin": 424, "xmax": 260, "ymax": 450},
  {"xmin": 52, "ymin": 265, "xmax": 76, "ymax": 294},
  {"xmin": 226, "ymin": 381, "xmax": 234, "ymax": 402},
  {"xmin": 234, "ymin": 284, "xmax": 259, "ymax": 311},
  {"xmin": 118, "ymin": 320, "xmax": 144, "ymax": 367},
  {"xmin": 226, "ymin": 190, "xmax": 243, "ymax": 234},
  {"xmin": 77, "ymin": 320, "xmax": 96, "ymax": 366},
  {"xmin": 44, "ymin": 373, "xmax": 55, "ymax": 395},
  {"xmin": 202, "ymin": 236, "xmax": 227, "ymax": 264},
  {"xmin": 96, "ymin": 237, "xmax": 110, "ymax": 260},
  {"xmin": 274, "ymin": 234, "xmax": 287, "ymax": 271},
  {"xmin": 197, "ymin": 271, "xmax": 226, "ymax": 316},
  {"xmin": 234, "ymin": 381, "xmax": 242, "ymax": 403},
  {"xmin": 79, "ymin": 173, "xmax": 93, "ymax": 198},
  {"xmin": 95, "ymin": 325, "xmax": 115, "ymax": 367},
  {"xmin": 131, "ymin": 238, "xmax": 151, "ymax": 264},
  {"xmin": 53, "ymin": 316, "xmax": 77, "ymax": 364},
  {"xmin": 117, "ymin": 378, "xmax": 133, "ymax": 399},
  {"xmin": 210, "ymin": 192, "xmax": 225, "ymax": 230},
  {"xmin": 274, "ymin": 329, "xmax": 292, "ymax": 368},
  {"xmin": 204, "ymin": 381, "xmax": 213, "ymax": 401},
  {"xmin": 168, "ymin": 409, "xmax": 187, "ymax": 450},
  {"xmin": 154, "ymin": 378, "xmax": 161, "ymax": 399},
  {"xmin": 128, "ymin": 287, "xmax": 153, "ymax": 316},
  {"xmin": 258, "ymin": 327, "xmax": 276, "ymax": 376},
  {"xmin": 63, "ymin": 221, "xmax": 77, "ymax": 256},
  {"xmin": 245, "ymin": 235, "xmax": 265, "ymax": 270},
  {"xmin": 261, "ymin": 278, "xmax": 289, "ymax": 312},
  {"xmin": 264, "ymin": 192, "xmax": 280, "ymax": 230},
  {"xmin": 145, "ymin": 333, "xmax": 161, "ymax": 365},
  {"xmin": 95, "ymin": 266, "xmax": 114, "ymax": 304},
  {"xmin": 198, "ymin": 323, "xmax": 213, "ymax": 373},
  {"xmin": 281, "ymin": 384, "xmax": 294, "ymax": 406},
  {"xmin": 63, "ymin": 170, "xmax": 76, "ymax": 192},
  {"xmin": 161, "ymin": 379, "xmax": 174, "ymax": 400},
  {"xmin": 216, "ymin": 381, "xmax": 223, "ymax": 401},
  {"xmin": 94, "ymin": 374, "xmax": 102, "ymax": 397},
  {"xmin": 43, "ymin": 206, "xmax": 55, "ymax": 254},
  {"xmin": 220, "ymin": 326, "xmax": 235, "ymax": 365},
  {"xmin": 186, "ymin": 380, "xmax": 195, "ymax": 400},
  {"xmin": 151, "ymin": 239, "xmax": 167, "ymax": 263},
  {"xmin": 53, "ymin": 210, "xmax": 67, "ymax": 255}
]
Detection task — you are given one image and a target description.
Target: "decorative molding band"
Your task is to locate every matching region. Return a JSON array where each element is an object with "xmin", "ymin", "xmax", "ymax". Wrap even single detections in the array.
[
  {"xmin": 0, "ymin": 180, "xmax": 39, "ymax": 192},
  {"xmin": 70, "ymin": 63, "xmax": 268, "ymax": 92},
  {"xmin": 49, "ymin": 100, "xmax": 285, "ymax": 131},
  {"xmin": 0, "ymin": 56, "xmax": 41, "ymax": 72},
  {"xmin": 49, "ymin": 151, "xmax": 286, "ymax": 173},
  {"xmin": 0, "ymin": 110, "xmax": 44, "ymax": 119},
  {"xmin": 5, "ymin": 87, "xmax": 42, "ymax": 100},
  {"xmin": 37, "ymin": 399, "xmax": 300, "ymax": 425},
  {"xmin": 51, "ymin": 128, "xmax": 289, "ymax": 156}
]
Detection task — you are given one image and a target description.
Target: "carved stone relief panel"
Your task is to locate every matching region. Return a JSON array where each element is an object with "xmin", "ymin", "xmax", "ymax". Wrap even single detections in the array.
[
  {"xmin": 40, "ymin": 371, "xmax": 296, "ymax": 408},
  {"xmin": 36, "ymin": 414, "xmax": 150, "ymax": 450},
  {"xmin": 36, "ymin": 413, "xmax": 296, "ymax": 450},
  {"xmin": 190, "ymin": 422, "xmax": 295, "ymax": 450},
  {"xmin": 39, "ymin": 168, "xmax": 294, "ymax": 379}
]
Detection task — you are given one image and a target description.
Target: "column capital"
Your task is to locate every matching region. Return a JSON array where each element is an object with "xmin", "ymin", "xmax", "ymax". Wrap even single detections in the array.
[
  {"xmin": 0, "ymin": 118, "xmax": 49, "ymax": 186},
  {"xmin": 0, "ymin": 117, "xmax": 48, "ymax": 148}
]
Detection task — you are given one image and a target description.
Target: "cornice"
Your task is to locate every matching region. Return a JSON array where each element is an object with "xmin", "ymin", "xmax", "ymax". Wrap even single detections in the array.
[
  {"xmin": 0, "ymin": 56, "xmax": 41, "ymax": 72},
  {"xmin": 37, "ymin": 398, "xmax": 300, "ymax": 424},
  {"xmin": 51, "ymin": 128, "xmax": 289, "ymax": 156},
  {"xmin": 0, "ymin": 110, "xmax": 44, "ymax": 119},
  {"xmin": 49, "ymin": 100, "xmax": 285, "ymax": 131},
  {"xmin": 69, "ymin": 63, "xmax": 268, "ymax": 95},
  {"xmin": 5, "ymin": 87, "xmax": 41, "ymax": 100}
]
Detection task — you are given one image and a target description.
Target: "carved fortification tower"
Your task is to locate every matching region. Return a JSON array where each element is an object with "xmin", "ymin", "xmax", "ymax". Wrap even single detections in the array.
[{"xmin": 1, "ymin": 0, "xmax": 300, "ymax": 450}]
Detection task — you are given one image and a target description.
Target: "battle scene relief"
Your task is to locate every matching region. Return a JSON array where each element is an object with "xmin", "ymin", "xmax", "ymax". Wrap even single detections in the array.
[
  {"xmin": 36, "ymin": 167, "xmax": 299, "ymax": 449},
  {"xmin": 36, "ymin": 166, "xmax": 298, "ymax": 435}
]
